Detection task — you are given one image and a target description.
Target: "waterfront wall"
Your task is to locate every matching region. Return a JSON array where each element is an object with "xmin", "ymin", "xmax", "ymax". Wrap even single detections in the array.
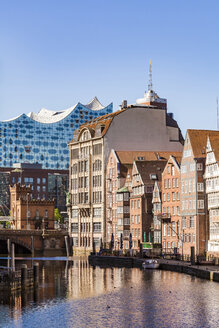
[{"xmin": 88, "ymin": 255, "xmax": 219, "ymax": 283}]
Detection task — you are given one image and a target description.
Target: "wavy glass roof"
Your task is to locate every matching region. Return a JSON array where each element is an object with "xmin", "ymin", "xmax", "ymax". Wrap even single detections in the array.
[{"xmin": 0, "ymin": 97, "xmax": 113, "ymax": 170}]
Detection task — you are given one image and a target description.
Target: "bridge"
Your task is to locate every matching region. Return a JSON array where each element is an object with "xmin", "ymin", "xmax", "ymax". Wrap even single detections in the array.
[{"xmin": 0, "ymin": 229, "xmax": 71, "ymax": 256}]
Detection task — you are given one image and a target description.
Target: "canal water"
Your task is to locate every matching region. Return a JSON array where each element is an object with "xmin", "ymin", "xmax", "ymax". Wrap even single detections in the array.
[{"xmin": 0, "ymin": 257, "xmax": 219, "ymax": 328}]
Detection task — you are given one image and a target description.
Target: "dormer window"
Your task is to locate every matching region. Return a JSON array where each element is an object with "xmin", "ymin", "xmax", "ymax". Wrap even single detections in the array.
[{"xmin": 150, "ymin": 174, "xmax": 157, "ymax": 180}]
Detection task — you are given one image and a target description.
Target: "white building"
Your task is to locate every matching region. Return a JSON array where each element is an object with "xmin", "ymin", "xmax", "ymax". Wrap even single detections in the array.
[{"xmin": 205, "ymin": 135, "xmax": 219, "ymax": 255}]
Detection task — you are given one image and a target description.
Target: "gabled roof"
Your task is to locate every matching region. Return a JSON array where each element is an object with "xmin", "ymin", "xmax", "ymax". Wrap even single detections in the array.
[
  {"xmin": 134, "ymin": 160, "xmax": 167, "ymax": 185},
  {"xmin": 208, "ymin": 135, "xmax": 219, "ymax": 162},
  {"xmin": 115, "ymin": 151, "xmax": 182, "ymax": 164},
  {"xmin": 187, "ymin": 129, "xmax": 219, "ymax": 158}
]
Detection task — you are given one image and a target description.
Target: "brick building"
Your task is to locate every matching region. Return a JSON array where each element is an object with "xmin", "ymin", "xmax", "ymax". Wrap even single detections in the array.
[
  {"xmin": 0, "ymin": 163, "xmax": 68, "ymax": 212},
  {"xmin": 130, "ymin": 160, "xmax": 167, "ymax": 249},
  {"xmin": 68, "ymin": 79, "xmax": 183, "ymax": 253},
  {"xmin": 180, "ymin": 130, "xmax": 219, "ymax": 257},
  {"xmin": 106, "ymin": 151, "xmax": 182, "ymax": 250},
  {"xmin": 10, "ymin": 184, "xmax": 55, "ymax": 230},
  {"xmin": 161, "ymin": 155, "xmax": 181, "ymax": 253}
]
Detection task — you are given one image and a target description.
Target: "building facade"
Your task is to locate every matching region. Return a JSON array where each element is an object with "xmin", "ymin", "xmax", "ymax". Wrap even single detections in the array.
[
  {"xmin": 161, "ymin": 155, "xmax": 181, "ymax": 253},
  {"xmin": 0, "ymin": 98, "xmax": 112, "ymax": 170},
  {"xmin": 180, "ymin": 130, "xmax": 219, "ymax": 257},
  {"xmin": 130, "ymin": 160, "xmax": 167, "ymax": 250},
  {"xmin": 0, "ymin": 163, "xmax": 68, "ymax": 213},
  {"xmin": 68, "ymin": 83, "xmax": 184, "ymax": 253},
  {"xmin": 205, "ymin": 135, "xmax": 219, "ymax": 255},
  {"xmin": 10, "ymin": 184, "xmax": 55, "ymax": 230}
]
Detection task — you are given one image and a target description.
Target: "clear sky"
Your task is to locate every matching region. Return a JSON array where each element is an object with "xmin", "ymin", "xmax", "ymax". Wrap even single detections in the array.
[{"xmin": 1, "ymin": 0, "xmax": 219, "ymax": 136}]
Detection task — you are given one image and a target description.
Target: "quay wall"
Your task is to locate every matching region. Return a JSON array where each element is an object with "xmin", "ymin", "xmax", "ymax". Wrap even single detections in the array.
[{"xmin": 88, "ymin": 255, "xmax": 219, "ymax": 283}]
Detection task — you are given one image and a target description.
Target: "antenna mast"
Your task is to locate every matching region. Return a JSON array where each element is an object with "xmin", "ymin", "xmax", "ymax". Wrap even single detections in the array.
[
  {"xmin": 148, "ymin": 60, "xmax": 153, "ymax": 91},
  {"xmin": 217, "ymin": 97, "xmax": 219, "ymax": 130}
]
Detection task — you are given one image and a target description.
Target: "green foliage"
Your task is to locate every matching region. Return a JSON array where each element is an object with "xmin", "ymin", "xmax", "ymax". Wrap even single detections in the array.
[
  {"xmin": 5, "ymin": 221, "xmax": 11, "ymax": 229},
  {"xmin": 54, "ymin": 208, "xmax": 63, "ymax": 223}
]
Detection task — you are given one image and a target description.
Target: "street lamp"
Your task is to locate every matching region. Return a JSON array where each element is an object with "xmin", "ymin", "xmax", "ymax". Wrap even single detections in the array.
[{"xmin": 26, "ymin": 192, "xmax": 29, "ymax": 230}]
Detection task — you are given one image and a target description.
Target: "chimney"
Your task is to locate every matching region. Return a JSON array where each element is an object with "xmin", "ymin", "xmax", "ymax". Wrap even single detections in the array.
[{"xmin": 120, "ymin": 100, "xmax": 127, "ymax": 109}]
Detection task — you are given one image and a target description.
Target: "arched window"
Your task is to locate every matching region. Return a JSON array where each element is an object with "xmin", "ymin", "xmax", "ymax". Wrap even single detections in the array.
[{"xmin": 45, "ymin": 209, "xmax": 48, "ymax": 218}]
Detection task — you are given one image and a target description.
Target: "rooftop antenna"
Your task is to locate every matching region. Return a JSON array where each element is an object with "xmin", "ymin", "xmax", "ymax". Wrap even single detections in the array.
[
  {"xmin": 148, "ymin": 60, "xmax": 153, "ymax": 91},
  {"xmin": 217, "ymin": 97, "xmax": 219, "ymax": 130}
]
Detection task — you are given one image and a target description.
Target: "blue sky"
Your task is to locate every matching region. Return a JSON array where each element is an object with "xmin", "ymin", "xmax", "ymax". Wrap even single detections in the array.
[{"xmin": 0, "ymin": 0, "xmax": 219, "ymax": 135}]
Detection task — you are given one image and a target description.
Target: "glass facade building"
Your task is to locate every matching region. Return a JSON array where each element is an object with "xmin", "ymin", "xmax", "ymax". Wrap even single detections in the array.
[{"xmin": 0, "ymin": 98, "xmax": 112, "ymax": 170}]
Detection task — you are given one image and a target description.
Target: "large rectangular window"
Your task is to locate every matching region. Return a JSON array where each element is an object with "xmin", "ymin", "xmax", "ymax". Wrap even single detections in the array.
[{"xmin": 93, "ymin": 222, "xmax": 101, "ymax": 232}]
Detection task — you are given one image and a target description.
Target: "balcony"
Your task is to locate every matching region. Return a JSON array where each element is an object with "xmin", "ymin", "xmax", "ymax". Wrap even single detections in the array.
[{"xmin": 157, "ymin": 213, "xmax": 171, "ymax": 223}]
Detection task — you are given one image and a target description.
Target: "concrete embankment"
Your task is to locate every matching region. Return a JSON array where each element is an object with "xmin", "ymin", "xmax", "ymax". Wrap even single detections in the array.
[{"xmin": 88, "ymin": 255, "xmax": 219, "ymax": 282}]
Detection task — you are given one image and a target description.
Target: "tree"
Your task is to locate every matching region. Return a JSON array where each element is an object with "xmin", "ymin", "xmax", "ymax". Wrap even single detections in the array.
[{"xmin": 54, "ymin": 208, "xmax": 63, "ymax": 223}]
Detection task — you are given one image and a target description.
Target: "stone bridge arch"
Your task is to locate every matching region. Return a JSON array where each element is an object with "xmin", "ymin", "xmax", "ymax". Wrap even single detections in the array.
[{"xmin": 0, "ymin": 235, "xmax": 32, "ymax": 253}]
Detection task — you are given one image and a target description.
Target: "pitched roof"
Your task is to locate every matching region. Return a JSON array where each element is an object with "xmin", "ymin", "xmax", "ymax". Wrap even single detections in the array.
[
  {"xmin": 187, "ymin": 129, "xmax": 219, "ymax": 158},
  {"xmin": 116, "ymin": 151, "xmax": 182, "ymax": 165},
  {"xmin": 208, "ymin": 135, "xmax": 219, "ymax": 162},
  {"xmin": 79, "ymin": 108, "xmax": 126, "ymax": 138},
  {"xmin": 135, "ymin": 160, "xmax": 167, "ymax": 185}
]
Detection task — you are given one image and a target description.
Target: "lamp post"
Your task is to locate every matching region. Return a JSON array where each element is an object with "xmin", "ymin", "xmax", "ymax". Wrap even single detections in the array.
[{"xmin": 26, "ymin": 192, "xmax": 29, "ymax": 230}]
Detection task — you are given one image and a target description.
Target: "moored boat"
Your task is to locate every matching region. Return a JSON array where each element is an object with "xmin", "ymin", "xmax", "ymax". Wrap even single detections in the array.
[{"xmin": 142, "ymin": 259, "xmax": 160, "ymax": 269}]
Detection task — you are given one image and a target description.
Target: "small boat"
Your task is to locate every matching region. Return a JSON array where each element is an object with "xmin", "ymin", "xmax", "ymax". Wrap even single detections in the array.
[{"xmin": 142, "ymin": 259, "xmax": 160, "ymax": 269}]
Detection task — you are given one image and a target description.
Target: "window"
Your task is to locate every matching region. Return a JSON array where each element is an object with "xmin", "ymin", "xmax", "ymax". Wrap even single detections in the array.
[
  {"xmin": 164, "ymin": 179, "xmax": 167, "ymax": 189},
  {"xmin": 168, "ymin": 179, "xmax": 171, "ymax": 188},
  {"xmin": 36, "ymin": 210, "xmax": 40, "ymax": 219},
  {"xmin": 172, "ymin": 192, "xmax": 175, "ymax": 201},
  {"xmin": 198, "ymin": 200, "xmax": 204, "ymax": 209},
  {"xmin": 182, "ymin": 217, "xmax": 186, "ymax": 229},
  {"xmin": 117, "ymin": 206, "xmax": 123, "ymax": 214},
  {"xmin": 138, "ymin": 215, "xmax": 140, "ymax": 224},
  {"xmin": 45, "ymin": 209, "xmax": 48, "ymax": 218},
  {"xmin": 163, "ymin": 224, "xmax": 166, "ymax": 236},
  {"xmin": 167, "ymin": 224, "xmax": 171, "ymax": 236},
  {"xmin": 72, "ymin": 209, "xmax": 78, "ymax": 218},
  {"xmin": 172, "ymin": 178, "xmax": 175, "ymax": 188},
  {"xmin": 42, "ymin": 178, "xmax": 46, "ymax": 184},
  {"xmin": 71, "ymin": 223, "xmax": 78, "ymax": 232},
  {"xmin": 197, "ymin": 163, "xmax": 203, "ymax": 171},
  {"xmin": 177, "ymin": 206, "xmax": 180, "ymax": 215},
  {"xmin": 138, "ymin": 200, "xmax": 140, "ymax": 208},
  {"xmin": 93, "ymin": 222, "xmax": 101, "ymax": 232},
  {"xmin": 167, "ymin": 193, "xmax": 170, "ymax": 201},
  {"xmin": 37, "ymin": 178, "xmax": 41, "ymax": 184},
  {"xmin": 176, "ymin": 178, "xmax": 179, "ymax": 188},
  {"xmin": 37, "ymin": 186, "xmax": 40, "ymax": 192},
  {"xmin": 93, "ymin": 207, "xmax": 101, "ymax": 217},
  {"xmin": 172, "ymin": 166, "xmax": 175, "ymax": 176},
  {"xmin": 163, "ymin": 193, "xmax": 166, "ymax": 202},
  {"xmin": 197, "ymin": 183, "xmax": 204, "ymax": 192},
  {"xmin": 172, "ymin": 222, "xmax": 176, "ymax": 236},
  {"xmin": 42, "ymin": 186, "xmax": 46, "ymax": 192}
]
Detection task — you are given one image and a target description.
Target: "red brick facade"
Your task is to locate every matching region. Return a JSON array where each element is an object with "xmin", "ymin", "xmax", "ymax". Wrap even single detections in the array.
[{"xmin": 10, "ymin": 184, "xmax": 55, "ymax": 230}]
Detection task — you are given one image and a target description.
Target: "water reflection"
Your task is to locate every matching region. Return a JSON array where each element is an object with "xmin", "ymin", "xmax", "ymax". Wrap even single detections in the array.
[{"xmin": 0, "ymin": 257, "xmax": 219, "ymax": 328}]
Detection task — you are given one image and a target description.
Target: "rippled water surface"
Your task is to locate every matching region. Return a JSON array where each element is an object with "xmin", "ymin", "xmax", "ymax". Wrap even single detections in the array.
[{"xmin": 0, "ymin": 257, "xmax": 219, "ymax": 328}]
